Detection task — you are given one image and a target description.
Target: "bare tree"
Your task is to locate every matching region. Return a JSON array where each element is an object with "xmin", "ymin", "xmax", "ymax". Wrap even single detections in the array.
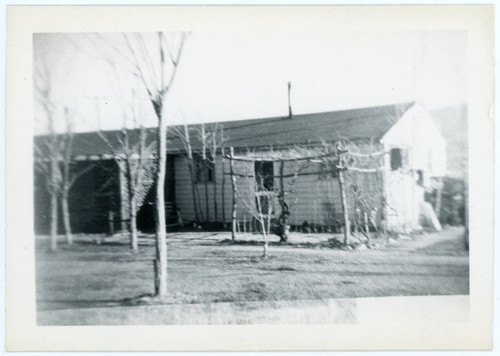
[
  {"xmin": 238, "ymin": 175, "xmax": 275, "ymax": 258},
  {"xmin": 97, "ymin": 123, "xmax": 156, "ymax": 251},
  {"xmin": 34, "ymin": 62, "xmax": 94, "ymax": 248},
  {"xmin": 121, "ymin": 32, "xmax": 188, "ymax": 297},
  {"xmin": 170, "ymin": 121, "xmax": 225, "ymax": 227},
  {"xmin": 234, "ymin": 145, "xmax": 329, "ymax": 242},
  {"xmin": 231, "ymin": 154, "xmax": 276, "ymax": 257},
  {"xmin": 274, "ymin": 146, "xmax": 319, "ymax": 242},
  {"xmin": 171, "ymin": 123, "xmax": 201, "ymax": 225},
  {"xmin": 194, "ymin": 122, "xmax": 225, "ymax": 223},
  {"xmin": 34, "ymin": 107, "xmax": 95, "ymax": 248},
  {"xmin": 58, "ymin": 108, "xmax": 95, "ymax": 245},
  {"xmin": 198, "ymin": 123, "xmax": 210, "ymax": 222},
  {"xmin": 34, "ymin": 61, "xmax": 60, "ymax": 251},
  {"xmin": 89, "ymin": 32, "xmax": 188, "ymax": 295},
  {"xmin": 322, "ymin": 138, "xmax": 386, "ymax": 244},
  {"xmin": 92, "ymin": 80, "xmax": 158, "ymax": 251},
  {"xmin": 208, "ymin": 124, "xmax": 225, "ymax": 224}
]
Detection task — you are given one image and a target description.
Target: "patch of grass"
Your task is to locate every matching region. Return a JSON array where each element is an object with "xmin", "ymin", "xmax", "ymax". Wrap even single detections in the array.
[
  {"xmin": 243, "ymin": 282, "xmax": 268, "ymax": 298},
  {"xmin": 122, "ymin": 292, "xmax": 199, "ymax": 306},
  {"xmin": 35, "ymin": 229, "xmax": 469, "ymax": 312}
]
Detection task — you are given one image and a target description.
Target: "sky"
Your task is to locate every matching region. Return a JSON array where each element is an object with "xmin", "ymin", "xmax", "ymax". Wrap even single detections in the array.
[{"xmin": 33, "ymin": 30, "xmax": 467, "ymax": 134}]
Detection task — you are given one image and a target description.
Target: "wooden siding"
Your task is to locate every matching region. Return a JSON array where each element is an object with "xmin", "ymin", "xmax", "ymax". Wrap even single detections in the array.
[
  {"xmin": 174, "ymin": 154, "xmax": 242, "ymax": 223},
  {"xmin": 174, "ymin": 147, "xmax": 385, "ymax": 229}
]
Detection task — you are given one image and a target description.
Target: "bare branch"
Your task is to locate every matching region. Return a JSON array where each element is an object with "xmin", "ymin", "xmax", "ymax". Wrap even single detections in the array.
[
  {"xmin": 123, "ymin": 33, "xmax": 155, "ymax": 100},
  {"xmin": 68, "ymin": 163, "xmax": 96, "ymax": 189}
]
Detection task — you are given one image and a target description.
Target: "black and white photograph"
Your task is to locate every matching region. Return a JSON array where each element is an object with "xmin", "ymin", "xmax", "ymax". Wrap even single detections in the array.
[{"xmin": 5, "ymin": 5, "xmax": 494, "ymax": 351}]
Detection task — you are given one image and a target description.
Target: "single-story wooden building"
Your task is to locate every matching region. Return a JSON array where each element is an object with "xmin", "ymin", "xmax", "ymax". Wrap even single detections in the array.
[{"xmin": 34, "ymin": 102, "xmax": 446, "ymax": 235}]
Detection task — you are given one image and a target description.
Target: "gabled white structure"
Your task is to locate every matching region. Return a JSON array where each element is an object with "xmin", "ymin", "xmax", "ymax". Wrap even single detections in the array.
[{"xmin": 381, "ymin": 104, "xmax": 447, "ymax": 231}]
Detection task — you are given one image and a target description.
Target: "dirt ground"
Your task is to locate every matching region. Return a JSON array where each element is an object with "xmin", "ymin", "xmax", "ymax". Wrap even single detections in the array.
[{"xmin": 35, "ymin": 226, "xmax": 469, "ymax": 318}]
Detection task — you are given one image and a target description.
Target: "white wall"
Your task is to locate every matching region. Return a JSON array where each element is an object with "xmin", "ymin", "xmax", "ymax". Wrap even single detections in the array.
[
  {"xmin": 381, "ymin": 104, "xmax": 447, "ymax": 178},
  {"xmin": 381, "ymin": 104, "xmax": 447, "ymax": 230}
]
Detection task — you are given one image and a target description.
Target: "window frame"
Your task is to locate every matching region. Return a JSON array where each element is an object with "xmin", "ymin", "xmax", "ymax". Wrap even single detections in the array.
[
  {"xmin": 194, "ymin": 153, "xmax": 215, "ymax": 183},
  {"xmin": 390, "ymin": 147, "xmax": 408, "ymax": 171}
]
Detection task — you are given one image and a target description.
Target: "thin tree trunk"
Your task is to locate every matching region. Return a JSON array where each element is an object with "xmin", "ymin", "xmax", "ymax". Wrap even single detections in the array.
[
  {"xmin": 120, "ymin": 31, "xmax": 186, "ymax": 299},
  {"xmin": 130, "ymin": 197, "xmax": 138, "ymax": 251},
  {"xmin": 278, "ymin": 161, "xmax": 289, "ymax": 243},
  {"xmin": 48, "ymin": 106, "xmax": 59, "ymax": 251},
  {"xmin": 380, "ymin": 167, "xmax": 388, "ymax": 236},
  {"xmin": 254, "ymin": 184, "xmax": 268, "ymax": 258},
  {"xmin": 187, "ymin": 161, "xmax": 200, "ymax": 225},
  {"xmin": 256, "ymin": 194, "xmax": 268, "ymax": 258},
  {"xmin": 154, "ymin": 115, "xmax": 168, "ymax": 297},
  {"xmin": 126, "ymin": 157, "xmax": 139, "ymax": 251},
  {"xmin": 213, "ymin": 169, "xmax": 218, "ymax": 223},
  {"xmin": 230, "ymin": 147, "xmax": 237, "ymax": 240},
  {"xmin": 184, "ymin": 124, "xmax": 200, "ymax": 225},
  {"xmin": 337, "ymin": 146, "xmax": 350, "ymax": 246},
  {"xmin": 261, "ymin": 221, "xmax": 268, "ymax": 258},
  {"xmin": 202, "ymin": 124, "xmax": 210, "ymax": 222},
  {"xmin": 118, "ymin": 161, "xmax": 128, "ymax": 232},
  {"xmin": 221, "ymin": 147, "xmax": 226, "ymax": 225},
  {"xmin": 339, "ymin": 170, "xmax": 350, "ymax": 245},
  {"xmin": 204, "ymin": 177, "xmax": 209, "ymax": 221},
  {"xmin": 267, "ymin": 196, "xmax": 272, "ymax": 237},
  {"xmin": 61, "ymin": 190, "xmax": 72, "ymax": 245},
  {"xmin": 201, "ymin": 123, "xmax": 210, "ymax": 221},
  {"xmin": 213, "ymin": 141, "xmax": 218, "ymax": 223},
  {"xmin": 49, "ymin": 188, "xmax": 58, "ymax": 251}
]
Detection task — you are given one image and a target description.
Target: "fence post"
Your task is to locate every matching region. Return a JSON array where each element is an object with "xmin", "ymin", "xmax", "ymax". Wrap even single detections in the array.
[
  {"xmin": 153, "ymin": 259, "xmax": 159, "ymax": 295},
  {"xmin": 278, "ymin": 161, "xmax": 289, "ymax": 242},
  {"xmin": 380, "ymin": 161, "xmax": 388, "ymax": 236},
  {"xmin": 230, "ymin": 147, "xmax": 237, "ymax": 240},
  {"xmin": 337, "ymin": 143, "xmax": 350, "ymax": 245},
  {"xmin": 221, "ymin": 147, "xmax": 226, "ymax": 226}
]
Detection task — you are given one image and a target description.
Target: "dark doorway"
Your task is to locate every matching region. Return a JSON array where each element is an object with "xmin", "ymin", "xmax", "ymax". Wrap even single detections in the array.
[
  {"xmin": 34, "ymin": 159, "xmax": 120, "ymax": 234},
  {"xmin": 137, "ymin": 155, "xmax": 176, "ymax": 231},
  {"xmin": 254, "ymin": 161, "xmax": 274, "ymax": 214},
  {"xmin": 255, "ymin": 161, "xmax": 274, "ymax": 191}
]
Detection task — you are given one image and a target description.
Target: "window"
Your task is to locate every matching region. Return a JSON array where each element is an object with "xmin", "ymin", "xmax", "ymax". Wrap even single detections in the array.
[
  {"xmin": 416, "ymin": 169, "xmax": 424, "ymax": 186},
  {"xmin": 390, "ymin": 148, "xmax": 407, "ymax": 171},
  {"xmin": 194, "ymin": 154, "xmax": 215, "ymax": 183},
  {"xmin": 254, "ymin": 161, "xmax": 274, "ymax": 191}
]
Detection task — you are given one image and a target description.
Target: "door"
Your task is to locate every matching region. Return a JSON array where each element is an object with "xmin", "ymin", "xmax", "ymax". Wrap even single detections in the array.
[{"xmin": 254, "ymin": 161, "xmax": 274, "ymax": 214}]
